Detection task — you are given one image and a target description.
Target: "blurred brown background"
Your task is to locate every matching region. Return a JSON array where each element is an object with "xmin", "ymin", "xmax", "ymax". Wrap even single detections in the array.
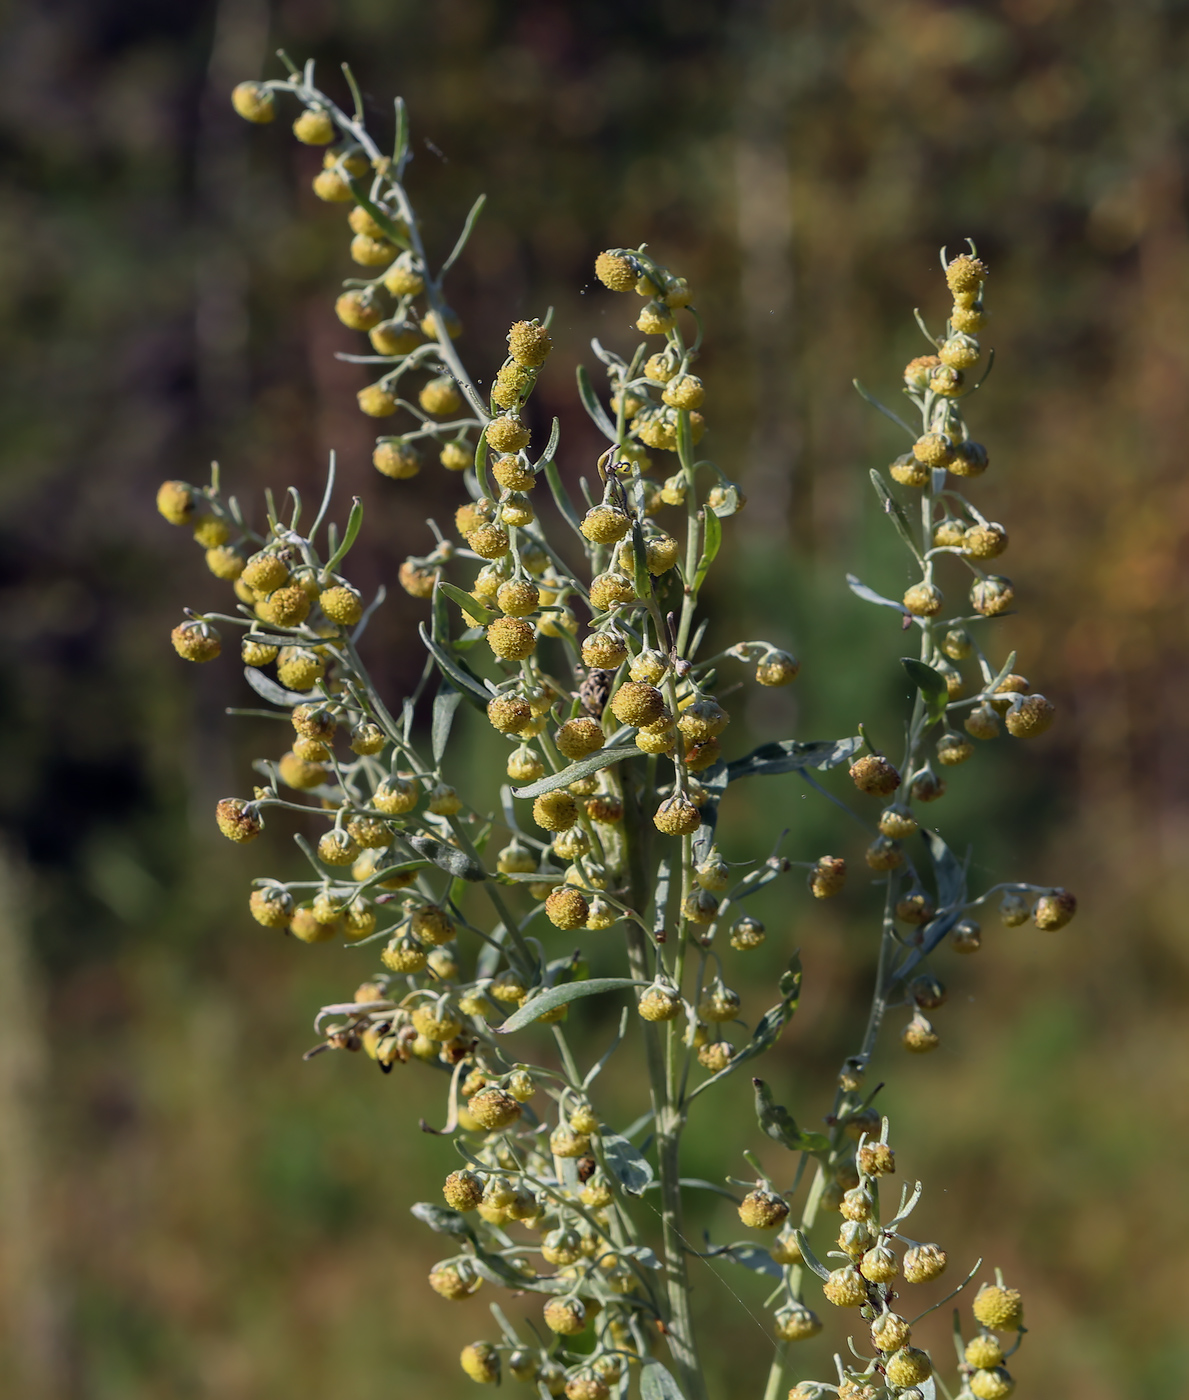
[{"xmin": 1, "ymin": 0, "xmax": 1186, "ymax": 1397}]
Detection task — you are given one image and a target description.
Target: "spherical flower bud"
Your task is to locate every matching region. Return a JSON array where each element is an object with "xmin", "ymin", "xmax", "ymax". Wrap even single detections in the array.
[
  {"xmin": 441, "ymin": 1169, "xmax": 485, "ymax": 1212},
  {"xmin": 849, "ymin": 755, "xmax": 901, "ymax": 796},
  {"xmin": 380, "ymin": 933, "xmax": 427, "ymax": 973},
  {"xmin": 556, "ymin": 718, "xmax": 605, "ymax": 759},
  {"xmin": 374, "ymin": 441, "xmax": 421, "ymax": 479},
  {"xmin": 249, "ymin": 886, "xmax": 292, "ymax": 928},
  {"xmin": 972, "ymin": 1283, "xmax": 1023, "ymax": 1331},
  {"xmin": 654, "ymin": 796, "xmax": 701, "ymax": 836},
  {"xmin": 317, "ymin": 585, "xmax": 362, "ymax": 626},
  {"xmin": 962, "ymin": 523, "xmax": 1007, "ymax": 562},
  {"xmin": 156, "ymin": 479, "xmax": 196, "ymax": 525},
  {"xmin": 965, "ymin": 1334, "xmax": 1004, "ymax": 1369},
  {"xmin": 637, "ymin": 300, "xmax": 675, "ymax": 335},
  {"xmin": 638, "ymin": 984, "xmax": 681, "ymax": 1022},
  {"xmin": 773, "ymin": 1304, "xmax": 821, "ymax": 1342},
  {"xmin": 738, "ymin": 1187, "xmax": 789, "ymax": 1230},
  {"xmin": 912, "ymin": 432, "xmax": 952, "ymax": 468},
  {"xmin": 863, "ymin": 836, "xmax": 903, "ymax": 872},
  {"xmin": 901, "ymin": 1243, "xmax": 947, "ymax": 1283},
  {"xmin": 231, "ymin": 80, "xmax": 275, "ymax": 123},
  {"xmin": 485, "ymin": 414, "xmax": 530, "ymax": 454},
  {"xmin": 380, "ymin": 253, "xmax": 425, "ymax": 296},
  {"xmin": 595, "ymin": 251, "xmax": 636, "ymax": 291},
  {"xmin": 191, "ymin": 511, "xmax": 229, "ymax": 548},
  {"xmin": 992, "ymin": 892, "xmax": 1027, "ymax": 928},
  {"xmin": 507, "ymin": 746, "xmax": 545, "ymax": 782},
  {"xmin": 938, "ymin": 333, "xmax": 980, "ymax": 370},
  {"xmin": 756, "ymin": 650, "xmax": 800, "ymax": 686},
  {"xmin": 565, "ymin": 1376, "xmax": 609, "ymax": 1400},
  {"xmin": 507, "ymin": 319, "xmax": 552, "ymax": 367},
  {"xmin": 877, "ymin": 804, "xmax": 917, "ymax": 840},
  {"xmin": 965, "ymin": 703, "xmax": 1001, "ymax": 740},
  {"xmin": 171, "ymin": 620, "xmax": 222, "ymax": 662},
  {"xmin": 860, "ymin": 1244, "xmax": 899, "ymax": 1282},
  {"xmin": 373, "ymin": 776, "xmax": 418, "ymax": 815},
  {"xmin": 626, "ymin": 652, "xmax": 666, "ymax": 688},
  {"xmin": 946, "ymin": 253, "xmax": 988, "ymax": 295},
  {"xmin": 838, "ymin": 1218, "xmax": 875, "ymax": 1257},
  {"xmin": 885, "ymin": 1346, "xmax": 931, "ymax": 1388},
  {"xmin": 903, "ymin": 354, "xmax": 941, "ymax": 390},
  {"xmin": 533, "ymin": 790, "xmax": 580, "ymax": 832},
  {"xmin": 467, "ymin": 523, "xmax": 510, "ymax": 561},
  {"xmin": 809, "ymin": 855, "xmax": 846, "ymax": 898},
  {"xmin": 857, "ymin": 1141, "xmax": 895, "ymax": 1176},
  {"xmin": 277, "ymin": 751, "xmax": 327, "ymax": 790},
  {"xmin": 580, "ymin": 504, "xmax": 631, "ymax": 545},
  {"xmin": 416, "ymin": 376, "xmax": 460, "ymax": 418},
  {"xmin": 1034, "ymin": 889, "xmax": 1076, "ymax": 929},
  {"xmin": 610, "ymin": 681, "xmax": 666, "ymax": 729},
  {"xmin": 661, "ymin": 374, "xmax": 704, "ymax": 410},
  {"xmin": 261, "ymin": 585, "xmax": 311, "ymax": 628},
  {"xmin": 946, "ymin": 917, "xmax": 980, "ymax": 954},
  {"xmin": 769, "ymin": 1225, "xmax": 804, "ymax": 1265},
  {"xmin": 290, "ymin": 105, "xmax": 335, "ymax": 144},
  {"xmin": 724, "ymin": 916, "xmax": 763, "ymax": 951},
  {"xmin": 551, "ymin": 827, "xmax": 589, "ymax": 863},
  {"xmin": 543, "ymin": 1297, "xmax": 586, "ymax": 1335},
  {"xmin": 318, "ymin": 829, "xmax": 359, "ymax": 867},
  {"xmin": 698, "ymin": 983, "xmax": 741, "ymax": 1023},
  {"xmin": 312, "ymin": 168, "xmax": 352, "ymax": 202},
  {"xmin": 937, "ymin": 732, "xmax": 974, "ymax": 766},
  {"xmin": 968, "ymin": 569, "xmax": 1016, "ymax": 618},
  {"xmin": 890, "ymin": 453, "xmax": 930, "ymax": 487},
  {"xmin": 580, "ymin": 632, "xmax": 627, "ymax": 671},
  {"xmin": 369, "ymin": 316, "xmax": 422, "ymax": 355},
  {"xmin": 334, "ymin": 290, "xmax": 382, "ymax": 332},
  {"xmin": 676, "ymin": 697, "xmax": 728, "ymax": 742},
  {"xmin": 903, "ymin": 582, "xmax": 943, "ymax": 617},
  {"xmin": 356, "ymin": 382, "xmax": 397, "ymax": 418},
  {"xmin": 459, "ymin": 1341, "xmax": 500, "ymax": 1384},
  {"xmin": 871, "ymin": 1311, "xmax": 911, "ymax": 1352},
  {"xmin": 550, "ymin": 1123, "xmax": 590, "ymax": 1158},
  {"xmin": 486, "ymin": 617, "xmax": 535, "ymax": 659},
  {"xmin": 588, "ymin": 572, "xmax": 635, "ymax": 611},
  {"xmin": 947, "ymin": 440, "xmax": 989, "ymax": 479},
  {"xmin": 467, "ymin": 1087, "xmax": 521, "ymax": 1132},
  {"xmin": 546, "ymin": 887, "xmax": 589, "ymax": 930},
  {"xmin": 823, "ymin": 1265, "xmax": 867, "ymax": 1307},
  {"xmin": 902, "ymin": 1012, "xmax": 940, "ymax": 1054},
  {"xmin": 970, "ymin": 1368, "xmax": 1015, "ymax": 1400},
  {"xmin": 488, "ymin": 694, "xmax": 532, "ymax": 735},
  {"xmin": 933, "ymin": 518, "xmax": 966, "ymax": 550},
  {"xmin": 1005, "ymin": 694, "xmax": 1055, "ymax": 739},
  {"xmin": 585, "ymin": 793, "xmax": 623, "ymax": 826},
  {"xmin": 951, "ymin": 301, "xmax": 987, "ymax": 333}
]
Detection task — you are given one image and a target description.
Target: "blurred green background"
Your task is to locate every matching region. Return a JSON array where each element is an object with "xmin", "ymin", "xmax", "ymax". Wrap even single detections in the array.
[{"xmin": 1, "ymin": 1, "xmax": 1186, "ymax": 1398}]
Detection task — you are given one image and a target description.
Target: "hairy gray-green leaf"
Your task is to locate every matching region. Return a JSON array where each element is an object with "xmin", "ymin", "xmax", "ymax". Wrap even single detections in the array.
[
  {"xmin": 437, "ymin": 579, "xmax": 498, "ymax": 626},
  {"xmin": 902, "ymin": 657, "xmax": 949, "ymax": 722},
  {"xmin": 846, "ymin": 573, "xmax": 910, "ymax": 615},
  {"xmin": 793, "ymin": 1229, "xmax": 832, "ymax": 1282},
  {"xmin": 576, "ymin": 363, "xmax": 618, "ymax": 443},
  {"xmin": 870, "ymin": 469, "xmax": 924, "ymax": 564},
  {"xmin": 709, "ymin": 1242, "xmax": 784, "ymax": 1279},
  {"xmin": 495, "ymin": 977, "xmax": 644, "ymax": 1034},
  {"xmin": 404, "ymin": 833, "xmax": 485, "ymax": 882},
  {"xmin": 432, "ymin": 681, "xmax": 463, "ymax": 766},
  {"xmin": 727, "ymin": 736, "xmax": 861, "ymax": 783},
  {"xmin": 243, "ymin": 667, "xmax": 311, "ymax": 708},
  {"xmin": 510, "ymin": 745, "xmax": 639, "ymax": 799},
  {"xmin": 602, "ymin": 1129, "xmax": 655, "ymax": 1196},
  {"xmin": 923, "ymin": 827, "xmax": 967, "ymax": 908},
  {"xmin": 410, "ymin": 1202, "xmax": 471, "ymax": 1237},
  {"xmin": 640, "ymin": 1361, "xmax": 687, "ymax": 1400}
]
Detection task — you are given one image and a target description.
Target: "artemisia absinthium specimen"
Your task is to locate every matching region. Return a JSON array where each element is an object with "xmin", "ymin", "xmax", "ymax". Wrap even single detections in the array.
[{"xmin": 159, "ymin": 58, "xmax": 1075, "ymax": 1400}]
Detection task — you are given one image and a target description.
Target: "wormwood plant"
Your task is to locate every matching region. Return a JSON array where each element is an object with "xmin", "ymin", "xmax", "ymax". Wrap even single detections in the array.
[{"xmin": 160, "ymin": 59, "xmax": 1077, "ymax": 1400}]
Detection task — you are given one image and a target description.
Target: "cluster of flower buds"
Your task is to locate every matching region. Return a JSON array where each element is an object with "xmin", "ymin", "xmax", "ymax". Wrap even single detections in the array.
[{"xmin": 167, "ymin": 63, "xmax": 1080, "ymax": 1400}]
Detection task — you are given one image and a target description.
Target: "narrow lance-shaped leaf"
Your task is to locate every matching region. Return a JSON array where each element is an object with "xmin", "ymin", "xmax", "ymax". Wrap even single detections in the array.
[
  {"xmin": 692, "ymin": 504, "xmax": 721, "ymax": 594},
  {"xmin": 902, "ymin": 657, "xmax": 949, "ymax": 723},
  {"xmin": 576, "ymin": 363, "xmax": 618, "ymax": 443},
  {"xmin": 495, "ymin": 977, "xmax": 646, "ymax": 1034},
  {"xmin": 322, "ymin": 496, "xmax": 363, "ymax": 574},
  {"xmin": 923, "ymin": 827, "xmax": 967, "ymax": 909},
  {"xmin": 404, "ymin": 832, "xmax": 485, "ymax": 883},
  {"xmin": 847, "ymin": 573, "xmax": 911, "ymax": 615},
  {"xmin": 726, "ymin": 736, "xmax": 862, "ymax": 783},
  {"xmin": 431, "ymin": 682, "xmax": 463, "ymax": 766},
  {"xmin": 793, "ymin": 1229, "xmax": 832, "ymax": 1282},
  {"xmin": 418, "ymin": 622, "xmax": 491, "ymax": 708},
  {"xmin": 437, "ymin": 579, "xmax": 498, "ymax": 626},
  {"xmin": 870, "ymin": 469, "xmax": 925, "ymax": 565},
  {"xmin": 510, "ymin": 746, "xmax": 639, "ymax": 800},
  {"xmin": 244, "ymin": 667, "xmax": 311, "ymax": 708},
  {"xmin": 640, "ymin": 1361, "xmax": 688, "ymax": 1400},
  {"xmin": 410, "ymin": 1202, "xmax": 472, "ymax": 1237}
]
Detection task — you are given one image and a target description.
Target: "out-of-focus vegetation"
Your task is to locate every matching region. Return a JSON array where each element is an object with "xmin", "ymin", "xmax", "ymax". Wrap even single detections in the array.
[{"xmin": 0, "ymin": 1, "xmax": 1186, "ymax": 1398}]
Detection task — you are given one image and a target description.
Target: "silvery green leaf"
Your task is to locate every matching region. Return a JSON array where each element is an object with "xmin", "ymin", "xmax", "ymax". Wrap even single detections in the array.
[
  {"xmin": 754, "ymin": 1078, "xmax": 830, "ymax": 1156},
  {"xmin": 510, "ymin": 746, "xmax": 639, "ymax": 799},
  {"xmin": 793, "ymin": 1230, "xmax": 832, "ymax": 1282},
  {"xmin": 870, "ymin": 469, "xmax": 924, "ymax": 564},
  {"xmin": 437, "ymin": 579, "xmax": 498, "ymax": 625},
  {"xmin": 726, "ymin": 737, "xmax": 861, "ymax": 783},
  {"xmin": 243, "ymin": 667, "xmax": 310, "ymax": 708},
  {"xmin": 404, "ymin": 833, "xmax": 485, "ymax": 882},
  {"xmin": 410, "ymin": 1202, "xmax": 470, "ymax": 1236},
  {"xmin": 846, "ymin": 573, "xmax": 910, "ymax": 615},
  {"xmin": 640, "ymin": 1363, "xmax": 686, "ymax": 1400},
  {"xmin": 602, "ymin": 1129, "xmax": 654, "ymax": 1196},
  {"xmin": 495, "ymin": 978, "xmax": 644, "ymax": 1034},
  {"xmin": 432, "ymin": 682, "xmax": 463, "ymax": 766},
  {"xmin": 923, "ymin": 828, "xmax": 967, "ymax": 908},
  {"xmin": 418, "ymin": 622, "xmax": 491, "ymax": 708},
  {"xmin": 709, "ymin": 1243, "xmax": 783, "ymax": 1278},
  {"xmin": 576, "ymin": 363, "xmax": 618, "ymax": 443}
]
